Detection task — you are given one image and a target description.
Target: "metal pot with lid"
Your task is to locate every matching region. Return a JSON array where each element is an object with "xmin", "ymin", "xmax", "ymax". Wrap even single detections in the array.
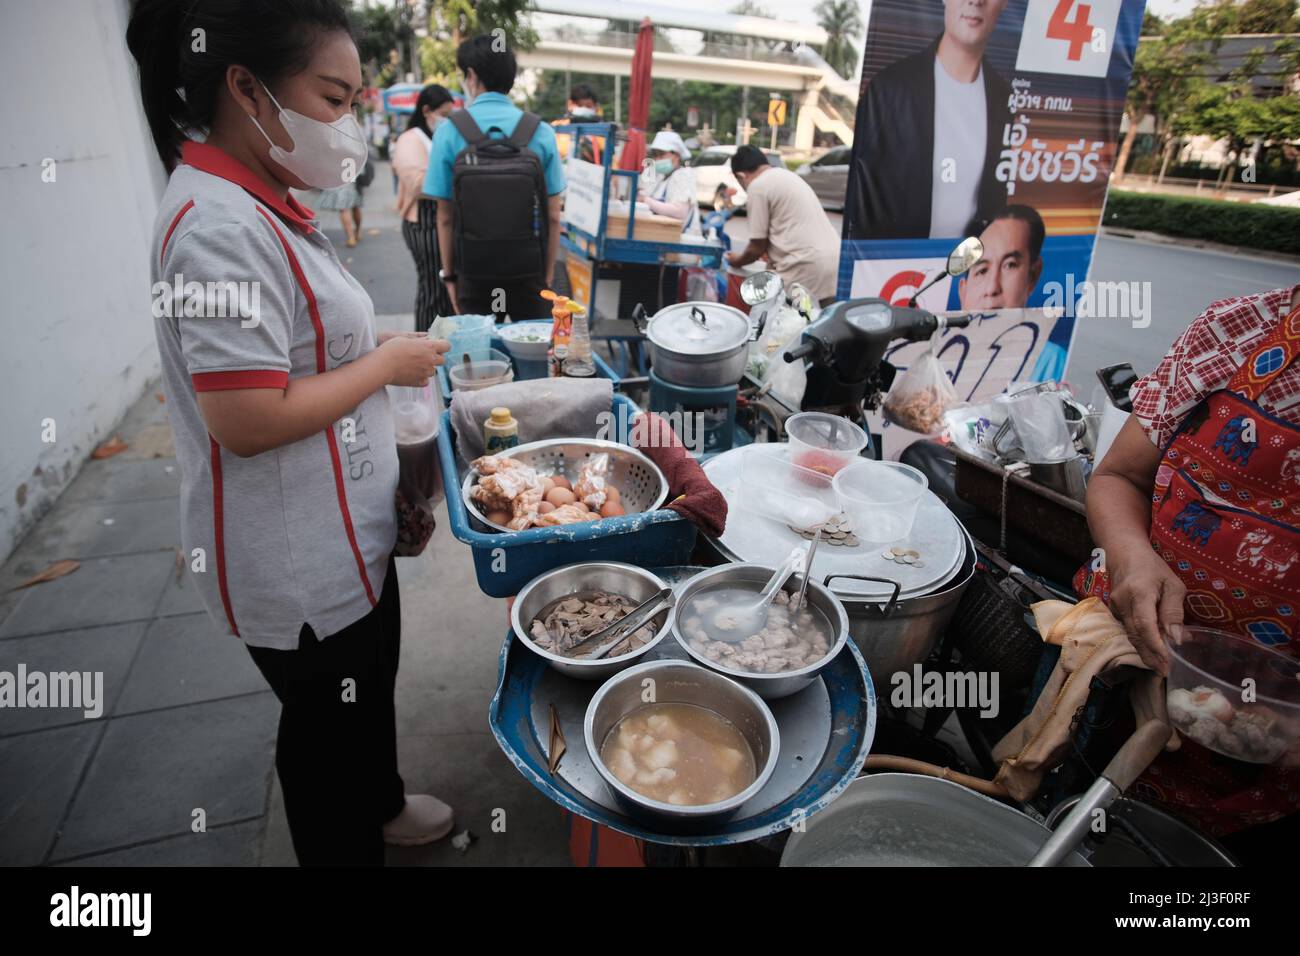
[
  {"xmin": 701, "ymin": 445, "xmax": 976, "ymax": 685},
  {"xmin": 634, "ymin": 301, "xmax": 753, "ymax": 388}
]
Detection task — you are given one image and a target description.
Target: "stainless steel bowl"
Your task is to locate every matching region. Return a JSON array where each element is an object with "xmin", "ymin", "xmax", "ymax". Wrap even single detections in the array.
[
  {"xmin": 511, "ymin": 562, "xmax": 674, "ymax": 680},
  {"xmin": 583, "ymin": 659, "xmax": 781, "ymax": 823},
  {"xmin": 461, "ymin": 438, "xmax": 669, "ymax": 533},
  {"xmin": 671, "ymin": 564, "xmax": 850, "ymax": 699}
]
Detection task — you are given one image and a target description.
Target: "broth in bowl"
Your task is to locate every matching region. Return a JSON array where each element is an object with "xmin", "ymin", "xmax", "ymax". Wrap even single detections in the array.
[{"xmin": 600, "ymin": 703, "xmax": 756, "ymax": 806}]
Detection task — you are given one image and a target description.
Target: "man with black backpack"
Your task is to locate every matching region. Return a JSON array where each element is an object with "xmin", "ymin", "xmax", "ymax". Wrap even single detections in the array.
[{"xmin": 422, "ymin": 35, "xmax": 565, "ymax": 320}]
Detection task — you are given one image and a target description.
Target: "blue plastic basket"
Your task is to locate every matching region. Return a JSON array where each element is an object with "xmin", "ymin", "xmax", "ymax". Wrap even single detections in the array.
[
  {"xmin": 437, "ymin": 335, "xmax": 620, "ymax": 403},
  {"xmin": 438, "ymin": 393, "xmax": 697, "ymax": 597}
]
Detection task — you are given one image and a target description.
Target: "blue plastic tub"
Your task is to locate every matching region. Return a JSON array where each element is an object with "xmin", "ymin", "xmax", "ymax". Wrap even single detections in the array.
[
  {"xmin": 438, "ymin": 393, "xmax": 697, "ymax": 597},
  {"xmin": 438, "ymin": 335, "xmax": 620, "ymax": 403}
]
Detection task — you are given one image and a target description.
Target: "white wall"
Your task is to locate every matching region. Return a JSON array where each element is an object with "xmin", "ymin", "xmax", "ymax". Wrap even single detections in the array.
[{"xmin": 0, "ymin": 0, "xmax": 165, "ymax": 559}]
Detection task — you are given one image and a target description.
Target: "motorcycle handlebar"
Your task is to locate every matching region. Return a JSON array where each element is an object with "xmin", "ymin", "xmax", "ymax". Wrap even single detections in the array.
[
  {"xmin": 783, "ymin": 340, "xmax": 816, "ymax": 363},
  {"xmin": 943, "ymin": 314, "xmax": 973, "ymax": 330}
]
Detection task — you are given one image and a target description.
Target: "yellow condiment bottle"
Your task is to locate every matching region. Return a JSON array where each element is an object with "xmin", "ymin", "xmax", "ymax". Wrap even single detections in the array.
[{"xmin": 484, "ymin": 406, "xmax": 519, "ymax": 454}]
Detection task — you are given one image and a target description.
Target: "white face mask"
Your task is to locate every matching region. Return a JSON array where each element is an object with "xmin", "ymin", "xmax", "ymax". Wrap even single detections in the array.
[{"xmin": 249, "ymin": 79, "xmax": 368, "ymax": 189}]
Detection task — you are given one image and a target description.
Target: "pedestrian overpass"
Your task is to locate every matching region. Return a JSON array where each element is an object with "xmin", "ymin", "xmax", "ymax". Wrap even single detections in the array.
[{"xmin": 519, "ymin": 0, "xmax": 856, "ymax": 150}]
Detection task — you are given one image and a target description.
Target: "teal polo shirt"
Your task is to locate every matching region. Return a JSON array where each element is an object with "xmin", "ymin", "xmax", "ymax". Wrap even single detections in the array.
[{"xmin": 423, "ymin": 92, "xmax": 566, "ymax": 199}]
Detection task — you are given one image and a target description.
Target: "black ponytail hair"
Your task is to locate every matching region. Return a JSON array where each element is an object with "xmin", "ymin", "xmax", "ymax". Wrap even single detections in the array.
[
  {"xmin": 406, "ymin": 84, "xmax": 454, "ymax": 137},
  {"xmin": 126, "ymin": 0, "xmax": 354, "ymax": 171}
]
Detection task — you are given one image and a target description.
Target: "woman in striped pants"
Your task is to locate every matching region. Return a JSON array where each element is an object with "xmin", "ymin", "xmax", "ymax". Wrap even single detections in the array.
[{"xmin": 392, "ymin": 85, "xmax": 455, "ymax": 331}]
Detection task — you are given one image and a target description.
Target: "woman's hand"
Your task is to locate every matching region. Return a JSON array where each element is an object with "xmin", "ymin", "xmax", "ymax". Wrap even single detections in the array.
[
  {"xmin": 379, "ymin": 335, "xmax": 448, "ymax": 386},
  {"xmin": 1087, "ymin": 415, "xmax": 1183, "ymax": 675},
  {"xmin": 378, "ymin": 329, "xmax": 424, "ymax": 345},
  {"xmin": 1106, "ymin": 543, "xmax": 1184, "ymax": 675}
]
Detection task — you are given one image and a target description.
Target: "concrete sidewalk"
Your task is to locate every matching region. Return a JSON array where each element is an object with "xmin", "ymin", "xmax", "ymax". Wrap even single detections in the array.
[{"xmin": 0, "ymin": 173, "xmax": 571, "ymax": 867}]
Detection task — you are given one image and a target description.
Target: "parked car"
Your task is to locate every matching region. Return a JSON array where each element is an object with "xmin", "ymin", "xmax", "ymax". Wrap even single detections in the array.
[
  {"xmin": 689, "ymin": 145, "xmax": 783, "ymax": 210},
  {"xmin": 795, "ymin": 145, "xmax": 851, "ymax": 211}
]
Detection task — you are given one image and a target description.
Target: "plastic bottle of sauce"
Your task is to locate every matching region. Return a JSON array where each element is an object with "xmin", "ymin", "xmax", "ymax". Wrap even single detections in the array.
[
  {"xmin": 541, "ymin": 289, "xmax": 576, "ymax": 378},
  {"xmin": 484, "ymin": 407, "xmax": 519, "ymax": 454}
]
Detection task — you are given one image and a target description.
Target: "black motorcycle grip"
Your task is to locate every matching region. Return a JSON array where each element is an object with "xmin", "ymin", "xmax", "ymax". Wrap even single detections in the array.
[{"xmin": 783, "ymin": 340, "xmax": 815, "ymax": 363}]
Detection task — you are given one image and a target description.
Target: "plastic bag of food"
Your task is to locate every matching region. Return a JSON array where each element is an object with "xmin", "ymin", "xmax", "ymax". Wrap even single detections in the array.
[
  {"xmin": 883, "ymin": 334, "xmax": 959, "ymax": 435},
  {"xmin": 942, "ymin": 400, "xmax": 1006, "ymax": 462},
  {"xmin": 574, "ymin": 452, "xmax": 611, "ymax": 509}
]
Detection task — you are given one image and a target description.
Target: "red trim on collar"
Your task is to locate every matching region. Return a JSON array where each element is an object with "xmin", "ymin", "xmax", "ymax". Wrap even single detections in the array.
[{"xmin": 181, "ymin": 141, "xmax": 316, "ymax": 233}]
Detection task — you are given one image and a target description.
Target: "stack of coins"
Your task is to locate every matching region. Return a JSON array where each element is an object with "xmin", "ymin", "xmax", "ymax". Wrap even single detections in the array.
[
  {"xmin": 792, "ymin": 513, "xmax": 859, "ymax": 547},
  {"xmin": 881, "ymin": 546, "xmax": 924, "ymax": 569}
]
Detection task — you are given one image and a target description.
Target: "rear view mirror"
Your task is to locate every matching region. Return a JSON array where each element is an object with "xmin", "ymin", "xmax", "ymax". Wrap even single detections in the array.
[
  {"xmin": 946, "ymin": 236, "xmax": 984, "ymax": 277},
  {"xmin": 741, "ymin": 271, "xmax": 783, "ymax": 306}
]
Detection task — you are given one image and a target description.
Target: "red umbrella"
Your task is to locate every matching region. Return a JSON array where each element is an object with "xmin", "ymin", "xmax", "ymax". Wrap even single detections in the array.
[{"xmin": 618, "ymin": 18, "xmax": 654, "ymax": 171}]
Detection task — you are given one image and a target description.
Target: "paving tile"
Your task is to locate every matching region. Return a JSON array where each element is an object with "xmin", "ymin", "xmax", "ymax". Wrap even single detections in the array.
[
  {"xmin": 117, "ymin": 424, "xmax": 176, "ymax": 460},
  {"xmin": 395, "ymin": 678, "xmax": 495, "ymax": 737},
  {"xmin": 55, "ymin": 819, "xmax": 263, "ymax": 866},
  {"xmin": 259, "ymin": 775, "xmax": 297, "ymax": 867},
  {"xmin": 384, "ymin": 733, "xmax": 570, "ymax": 867},
  {"xmin": 23, "ymin": 499, "xmax": 179, "ymax": 560},
  {"xmin": 0, "ymin": 621, "xmax": 145, "ymax": 735},
  {"xmin": 116, "ymin": 612, "xmax": 265, "ymax": 714},
  {"xmin": 60, "ymin": 456, "xmax": 181, "ymax": 505},
  {"xmin": 154, "ymin": 564, "xmax": 209, "ymax": 617},
  {"xmin": 51, "ymin": 692, "xmax": 278, "ymax": 860},
  {"xmin": 0, "ymin": 551, "xmax": 174, "ymax": 639},
  {"xmin": 0, "ymin": 722, "xmax": 101, "ymax": 866},
  {"xmin": 113, "ymin": 390, "xmax": 173, "ymax": 436},
  {"xmin": 395, "ymin": 537, "xmax": 509, "ymax": 693}
]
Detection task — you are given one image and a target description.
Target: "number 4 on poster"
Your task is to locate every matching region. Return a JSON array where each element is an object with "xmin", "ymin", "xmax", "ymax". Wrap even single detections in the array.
[{"xmin": 1015, "ymin": 0, "xmax": 1124, "ymax": 78}]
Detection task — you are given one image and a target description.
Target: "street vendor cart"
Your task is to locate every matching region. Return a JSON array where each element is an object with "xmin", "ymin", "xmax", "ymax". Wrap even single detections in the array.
[{"xmin": 555, "ymin": 122, "xmax": 725, "ymax": 322}]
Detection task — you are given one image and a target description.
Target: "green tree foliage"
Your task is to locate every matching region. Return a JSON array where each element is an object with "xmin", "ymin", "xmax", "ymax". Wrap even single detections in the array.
[
  {"xmin": 1235, "ymin": 0, "xmax": 1300, "ymax": 33},
  {"xmin": 1117, "ymin": 0, "xmax": 1300, "ymax": 180},
  {"xmin": 348, "ymin": 0, "xmax": 415, "ymax": 87},
  {"xmin": 419, "ymin": 0, "xmax": 538, "ymax": 88},
  {"xmin": 816, "ymin": 0, "xmax": 865, "ymax": 79}
]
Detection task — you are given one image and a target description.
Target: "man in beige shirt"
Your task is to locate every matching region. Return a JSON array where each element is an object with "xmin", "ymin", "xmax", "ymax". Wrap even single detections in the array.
[{"xmin": 726, "ymin": 145, "xmax": 841, "ymax": 304}]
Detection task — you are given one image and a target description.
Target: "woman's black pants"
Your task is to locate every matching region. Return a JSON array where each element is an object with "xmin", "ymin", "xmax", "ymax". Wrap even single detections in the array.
[{"xmin": 247, "ymin": 558, "xmax": 405, "ymax": 866}]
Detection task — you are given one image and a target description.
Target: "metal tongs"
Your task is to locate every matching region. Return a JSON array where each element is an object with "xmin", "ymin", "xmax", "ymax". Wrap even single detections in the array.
[{"xmin": 562, "ymin": 587, "xmax": 675, "ymax": 660}]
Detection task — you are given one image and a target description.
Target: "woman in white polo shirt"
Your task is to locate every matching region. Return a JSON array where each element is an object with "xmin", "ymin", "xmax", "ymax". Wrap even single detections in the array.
[{"xmin": 127, "ymin": 0, "xmax": 451, "ymax": 866}]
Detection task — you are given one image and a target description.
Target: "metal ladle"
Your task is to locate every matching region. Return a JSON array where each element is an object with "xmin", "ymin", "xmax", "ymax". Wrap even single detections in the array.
[{"xmin": 699, "ymin": 545, "xmax": 808, "ymax": 643}]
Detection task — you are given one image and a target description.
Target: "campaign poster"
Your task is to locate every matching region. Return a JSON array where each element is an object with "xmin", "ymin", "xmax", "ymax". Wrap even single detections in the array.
[{"xmin": 840, "ymin": 0, "xmax": 1147, "ymax": 375}]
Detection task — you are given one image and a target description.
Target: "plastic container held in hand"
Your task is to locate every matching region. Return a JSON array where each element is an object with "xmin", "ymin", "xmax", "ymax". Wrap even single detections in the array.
[
  {"xmin": 738, "ymin": 445, "xmax": 840, "ymax": 531},
  {"xmin": 446, "ymin": 313, "xmax": 495, "ymax": 360},
  {"xmin": 882, "ymin": 335, "xmax": 959, "ymax": 435},
  {"xmin": 1006, "ymin": 387, "xmax": 1075, "ymax": 463},
  {"xmin": 784, "ymin": 412, "xmax": 870, "ymax": 476},
  {"xmin": 447, "ymin": 347, "xmax": 515, "ymax": 392},
  {"xmin": 832, "ymin": 459, "xmax": 929, "ymax": 543},
  {"xmin": 1166, "ymin": 626, "xmax": 1300, "ymax": 766},
  {"xmin": 389, "ymin": 382, "xmax": 445, "ymax": 507}
]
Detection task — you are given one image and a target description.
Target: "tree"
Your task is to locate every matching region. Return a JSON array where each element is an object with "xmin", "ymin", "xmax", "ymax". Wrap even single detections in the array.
[
  {"xmin": 1141, "ymin": 11, "xmax": 1165, "ymax": 36},
  {"xmin": 1115, "ymin": 12, "xmax": 1221, "ymax": 176},
  {"xmin": 816, "ymin": 0, "xmax": 865, "ymax": 79},
  {"xmin": 1235, "ymin": 0, "xmax": 1300, "ymax": 34},
  {"xmin": 419, "ymin": 0, "xmax": 538, "ymax": 87},
  {"xmin": 348, "ymin": 0, "xmax": 414, "ymax": 87}
]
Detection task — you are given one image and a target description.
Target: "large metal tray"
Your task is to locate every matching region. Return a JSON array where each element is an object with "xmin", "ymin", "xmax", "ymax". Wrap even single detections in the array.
[{"xmin": 489, "ymin": 566, "xmax": 877, "ymax": 846}]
